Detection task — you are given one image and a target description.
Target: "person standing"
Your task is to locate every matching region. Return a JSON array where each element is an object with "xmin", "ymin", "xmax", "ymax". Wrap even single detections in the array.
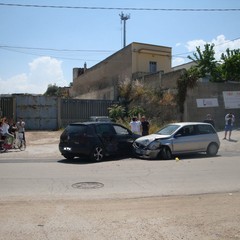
[
  {"xmin": 223, "ymin": 113, "xmax": 235, "ymax": 140},
  {"xmin": 1, "ymin": 117, "xmax": 9, "ymax": 137},
  {"xmin": 141, "ymin": 116, "xmax": 150, "ymax": 136},
  {"xmin": 9, "ymin": 119, "xmax": 18, "ymax": 139},
  {"xmin": 129, "ymin": 117, "xmax": 141, "ymax": 135},
  {"xmin": 1, "ymin": 117, "xmax": 14, "ymax": 144},
  {"xmin": 203, "ymin": 114, "xmax": 215, "ymax": 128},
  {"xmin": 16, "ymin": 117, "xmax": 26, "ymax": 146}
]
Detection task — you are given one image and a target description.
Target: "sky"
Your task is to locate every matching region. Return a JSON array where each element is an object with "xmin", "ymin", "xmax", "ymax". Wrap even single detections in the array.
[{"xmin": 1, "ymin": 0, "xmax": 240, "ymax": 95}]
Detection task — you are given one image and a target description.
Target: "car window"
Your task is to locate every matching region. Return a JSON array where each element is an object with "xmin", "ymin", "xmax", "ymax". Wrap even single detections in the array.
[
  {"xmin": 156, "ymin": 124, "xmax": 180, "ymax": 135},
  {"xmin": 176, "ymin": 126, "xmax": 191, "ymax": 136},
  {"xmin": 113, "ymin": 125, "xmax": 130, "ymax": 135},
  {"xmin": 67, "ymin": 125, "xmax": 87, "ymax": 135},
  {"xmin": 197, "ymin": 124, "xmax": 216, "ymax": 134},
  {"xmin": 62, "ymin": 125, "xmax": 88, "ymax": 139},
  {"xmin": 95, "ymin": 124, "xmax": 114, "ymax": 135}
]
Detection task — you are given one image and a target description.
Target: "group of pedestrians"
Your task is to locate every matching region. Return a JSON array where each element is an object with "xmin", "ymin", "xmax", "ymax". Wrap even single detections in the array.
[
  {"xmin": 129, "ymin": 112, "xmax": 237, "ymax": 140},
  {"xmin": 0, "ymin": 117, "xmax": 26, "ymax": 146},
  {"xmin": 129, "ymin": 116, "xmax": 150, "ymax": 136}
]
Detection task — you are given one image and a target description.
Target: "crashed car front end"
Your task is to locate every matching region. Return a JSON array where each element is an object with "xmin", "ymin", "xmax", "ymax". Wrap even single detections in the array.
[{"xmin": 133, "ymin": 134, "xmax": 171, "ymax": 159}]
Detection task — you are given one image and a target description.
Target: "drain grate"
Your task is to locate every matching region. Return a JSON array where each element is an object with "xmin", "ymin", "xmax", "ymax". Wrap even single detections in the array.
[{"xmin": 72, "ymin": 182, "xmax": 104, "ymax": 189}]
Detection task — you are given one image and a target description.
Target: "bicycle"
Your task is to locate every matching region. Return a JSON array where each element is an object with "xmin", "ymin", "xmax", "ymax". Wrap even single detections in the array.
[{"xmin": 0, "ymin": 132, "xmax": 26, "ymax": 153}]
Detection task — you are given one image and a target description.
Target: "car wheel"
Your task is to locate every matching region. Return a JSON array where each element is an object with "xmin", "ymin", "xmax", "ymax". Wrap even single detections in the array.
[
  {"xmin": 90, "ymin": 146, "xmax": 104, "ymax": 162},
  {"xmin": 160, "ymin": 146, "xmax": 172, "ymax": 160},
  {"xmin": 63, "ymin": 153, "xmax": 75, "ymax": 160},
  {"xmin": 207, "ymin": 143, "xmax": 219, "ymax": 156}
]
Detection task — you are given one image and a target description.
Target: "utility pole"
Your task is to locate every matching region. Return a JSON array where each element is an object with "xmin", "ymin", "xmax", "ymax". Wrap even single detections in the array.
[{"xmin": 119, "ymin": 12, "xmax": 130, "ymax": 48}]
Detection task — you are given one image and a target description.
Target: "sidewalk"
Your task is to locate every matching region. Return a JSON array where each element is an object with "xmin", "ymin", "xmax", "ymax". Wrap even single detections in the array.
[
  {"xmin": 1, "ymin": 129, "xmax": 239, "ymax": 159},
  {"xmin": 217, "ymin": 129, "xmax": 240, "ymax": 153},
  {"xmin": 0, "ymin": 131, "xmax": 63, "ymax": 159}
]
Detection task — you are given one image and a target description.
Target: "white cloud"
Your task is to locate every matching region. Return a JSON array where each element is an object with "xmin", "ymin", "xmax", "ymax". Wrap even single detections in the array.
[
  {"xmin": 186, "ymin": 35, "xmax": 240, "ymax": 60},
  {"xmin": 173, "ymin": 35, "xmax": 240, "ymax": 67},
  {"xmin": 0, "ymin": 56, "xmax": 68, "ymax": 94}
]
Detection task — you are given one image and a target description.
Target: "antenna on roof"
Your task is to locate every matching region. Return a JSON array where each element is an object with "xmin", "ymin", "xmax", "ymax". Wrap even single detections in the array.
[{"xmin": 119, "ymin": 12, "xmax": 130, "ymax": 48}]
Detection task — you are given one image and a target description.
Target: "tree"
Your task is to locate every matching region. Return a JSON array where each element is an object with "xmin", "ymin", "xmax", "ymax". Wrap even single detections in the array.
[
  {"xmin": 128, "ymin": 106, "xmax": 145, "ymax": 118},
  {"xmin": 188, "ymin": 43, "xmax": 221, "ymax": 81},
  {"xmin": 176, "ymin": 67, "xmax": 199, "ymax": 118},
  {"xmin": 44, "ymin": 84, "xmax": 60, "ymax": 97},
  {"xmin": 221, "ymin": 48, "xmax": 240, "ymax": 82},
  {"xmin": 108, "ymin": 104, "xmax": 126, "ymax": 121}
]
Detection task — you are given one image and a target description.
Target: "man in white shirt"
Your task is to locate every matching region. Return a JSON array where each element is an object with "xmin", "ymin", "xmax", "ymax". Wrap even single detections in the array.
[{"xmin": 129, "ymin": 117, "xmax": 141, "ymax": 135}]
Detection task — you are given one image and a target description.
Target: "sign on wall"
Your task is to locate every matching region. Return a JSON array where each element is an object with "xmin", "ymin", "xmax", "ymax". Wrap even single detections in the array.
[
  {"xmin": 196, "ymin": 98, "xmax": 219, "ymax": 108},
  {"xmin": 223, "ymin": 91, "xmax": 240, "ymax": 109}
]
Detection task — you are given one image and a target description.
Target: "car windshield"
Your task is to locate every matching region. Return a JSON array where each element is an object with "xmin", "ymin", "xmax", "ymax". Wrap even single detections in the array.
[{"xmin": 155, "ymin": 124, "xmax": 180, "ymax": 135}]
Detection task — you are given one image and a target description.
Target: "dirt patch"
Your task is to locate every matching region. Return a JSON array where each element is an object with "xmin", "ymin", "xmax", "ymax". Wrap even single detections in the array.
[
  {"xmin": 0, "ymin": 193, "xmax": 240, "ymax": 240},
  {"xmin": 26, "ymin": 130, "xmax": 62, "ymax": 146}
]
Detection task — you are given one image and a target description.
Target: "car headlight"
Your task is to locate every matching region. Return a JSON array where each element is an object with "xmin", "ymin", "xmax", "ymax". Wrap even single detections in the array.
[{"xmin": 148, "ymin": 141, "xmax": 161, "ymax": 150}]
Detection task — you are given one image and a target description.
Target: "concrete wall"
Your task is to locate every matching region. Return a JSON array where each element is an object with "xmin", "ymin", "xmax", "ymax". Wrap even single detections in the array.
[
  {"xmin": 142, "ymin": 69, "xmax": 184, "ymax": 90},
  {"xmin": 72, "ymin": 44, "xmax": 133, "ymax": 100},
  {"xmin": 185, "ymin": 82, "xmax": 240, "ymax": 130}
]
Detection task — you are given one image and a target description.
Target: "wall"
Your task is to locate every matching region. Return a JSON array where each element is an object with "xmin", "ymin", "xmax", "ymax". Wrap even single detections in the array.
[
  {"xmin": 131, "ymin": 42, "xmax": 172, "ymax": 74},
  {"xmin": 15, "ymin": 95, "xmax": 58, "ymax": 130},
  {"xmin": 142, "ymin": 69, "xmax": 184, "ymax": 90},
  {"xmin": 185, "ymin": 82, "xmax": 240, "ymax": 129},
  {"xmin": 72, "ymin": 44, "xmax": 132, "ymax": 100}
]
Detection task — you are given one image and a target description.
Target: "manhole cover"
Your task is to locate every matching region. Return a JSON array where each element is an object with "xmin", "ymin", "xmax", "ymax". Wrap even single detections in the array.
[{"xmin": 72, "ymin": 182, "xmax": 104, "ymax": 189}]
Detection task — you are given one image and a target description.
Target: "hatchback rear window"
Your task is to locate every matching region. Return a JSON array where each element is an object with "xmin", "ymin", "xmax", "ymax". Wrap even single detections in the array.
[{"xmin": 67, "ymin": 125, "xmax": 87, "ymax": 134}]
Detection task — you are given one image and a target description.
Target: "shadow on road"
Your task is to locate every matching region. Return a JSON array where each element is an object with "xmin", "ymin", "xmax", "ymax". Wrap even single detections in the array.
[
  {"xmin": 58, "ymin": 152, "xmax": 222, "ymax": 165},
  {"xmin": 58, "ymin": 155, "xmax": 129, "ymax": 165}
]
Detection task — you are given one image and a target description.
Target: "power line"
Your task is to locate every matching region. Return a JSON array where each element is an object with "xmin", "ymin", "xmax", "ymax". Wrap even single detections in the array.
[
  {"xmin": 0, "ymin": 45, "xmax": 114, "ymax": 53},
  {"xmin": 0, "ymin": 3, "xmax": 240, "ymax": 11},
  {"xmin": 172, "ymin": 37, "xmax": 240, "ymax": 58},
  {"xmin": 0, "ymin": 47, "xmax": 103, "ymax": 62},
  {"xmin": 1, "ymin": 36, "xmax": 240, "ymax": 61}
]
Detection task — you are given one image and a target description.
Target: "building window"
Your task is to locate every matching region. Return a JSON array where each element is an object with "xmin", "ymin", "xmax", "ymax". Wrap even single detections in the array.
[{"xmin": 149, "ymin": 61, "xmax": 157, "ymax": 73}]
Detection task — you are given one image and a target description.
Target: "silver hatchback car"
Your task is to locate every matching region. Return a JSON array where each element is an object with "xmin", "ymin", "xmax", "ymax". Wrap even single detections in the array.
[{"xmin": 133, "ymin": 122, "xmax": 220, "ymax": 160}]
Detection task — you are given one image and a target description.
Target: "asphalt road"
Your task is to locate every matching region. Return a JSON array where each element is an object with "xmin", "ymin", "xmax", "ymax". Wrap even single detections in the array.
[
  {"xmin": 0, "ymin": 130, "xmax": 240, "ymax": 240},
  {"xmin": 0, "ymin": 129, "xmax": 240, "ymax": 199}
]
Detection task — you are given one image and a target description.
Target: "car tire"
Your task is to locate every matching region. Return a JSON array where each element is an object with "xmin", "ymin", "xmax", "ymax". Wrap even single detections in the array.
[
  {"xmin": 63, "ymin": 153, "xmax": 75, "ymax": 160},
  {"xmin": 90, "ymin": 146, "xmax": 104, "ymax": 162},
  {"xmin": 160, "ymin": 147, "xmax": 172, "ymax": 160},
  {"xmin": 207, "ymin": 143, "xmax": 219, "ymax": 156}
]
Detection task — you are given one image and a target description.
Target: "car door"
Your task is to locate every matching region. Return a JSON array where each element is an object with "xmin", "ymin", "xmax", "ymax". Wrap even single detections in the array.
[
  {"xmin": 172, "ymin": 125, "xmax": 200, "ymax": 153},
  {"xmin": 112, "ymin": 124, "xmax": 136, "ymax": 154},
  {"xmin": 95, "ymin": 123, "xmax": 118, "ymax": 154}
]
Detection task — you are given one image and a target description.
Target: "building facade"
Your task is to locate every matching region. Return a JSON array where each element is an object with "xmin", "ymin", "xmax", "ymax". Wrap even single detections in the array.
[{"xmin": 71, "ymin": 42, "xmax": 172, "ymax": 100}]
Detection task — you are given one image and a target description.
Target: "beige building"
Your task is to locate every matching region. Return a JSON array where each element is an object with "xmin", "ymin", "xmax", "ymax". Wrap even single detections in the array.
[{"xmin": 71, "ymin": 42, "xmax": 172, "ymax": 100}]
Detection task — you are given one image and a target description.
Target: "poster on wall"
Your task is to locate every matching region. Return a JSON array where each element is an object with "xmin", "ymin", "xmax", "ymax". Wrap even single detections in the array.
[
  {"xmin": 196, "ymin": 98, "xmax": 219, "ymax": 108},
  {"xmin": 223, "ymin": 91, "xmax": 240, "ymax": 109}
]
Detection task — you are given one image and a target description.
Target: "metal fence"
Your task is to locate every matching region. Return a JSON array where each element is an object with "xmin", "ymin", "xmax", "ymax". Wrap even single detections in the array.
[
  {"xmin": 0, "ymin": 95, "xmax": 117, "ymax": 130},
  {"xmin": 60, "ymin": 98, "xmax": 117, "ymax": 127}
]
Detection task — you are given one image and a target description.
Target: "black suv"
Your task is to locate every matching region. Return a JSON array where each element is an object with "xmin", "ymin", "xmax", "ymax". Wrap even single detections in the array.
[{"xmin": 59, "ymin": 122, "xmax": 140, "ymax": 161}]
